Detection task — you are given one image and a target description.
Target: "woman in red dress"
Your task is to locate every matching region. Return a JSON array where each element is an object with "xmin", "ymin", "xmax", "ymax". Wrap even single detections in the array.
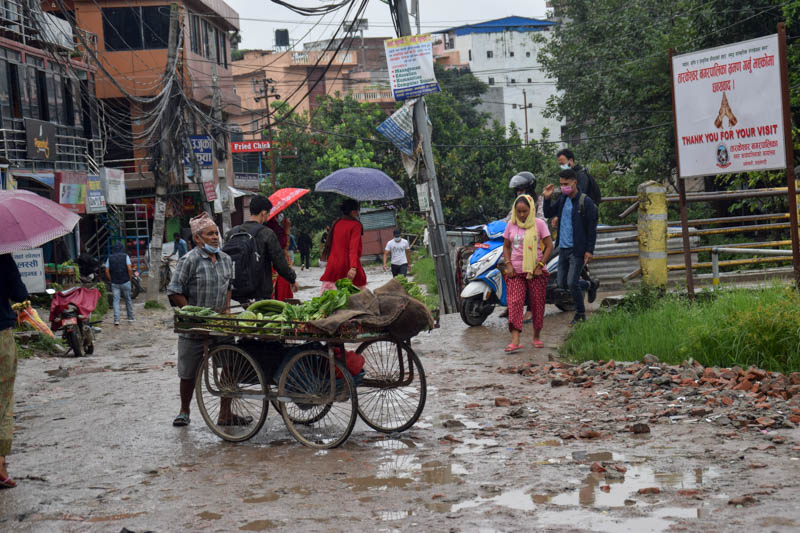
[
  {"xmin": 266, "ymin": 215, "xmax": 294, "ymax": 301},
  {"xmin": 320, "ymin": 199, "xmax": 367, "ymax": 292}
]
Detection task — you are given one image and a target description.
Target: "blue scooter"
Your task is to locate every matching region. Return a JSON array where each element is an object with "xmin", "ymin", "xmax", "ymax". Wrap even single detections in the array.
[{"xmin": 458, "ymin": 219, "xmax": 588, "ymax": 326}]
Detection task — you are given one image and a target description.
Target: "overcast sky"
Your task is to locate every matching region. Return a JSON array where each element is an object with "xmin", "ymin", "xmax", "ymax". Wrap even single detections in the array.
[{"xmin": 227, "ymin": 0, "xmax": 549, "ymax": 50}]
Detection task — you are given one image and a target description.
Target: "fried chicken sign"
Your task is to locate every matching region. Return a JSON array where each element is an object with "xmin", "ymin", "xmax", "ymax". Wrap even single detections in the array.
[{"xmin": 672, "ymin": 34, "xmax": 785, "ymax": 178}]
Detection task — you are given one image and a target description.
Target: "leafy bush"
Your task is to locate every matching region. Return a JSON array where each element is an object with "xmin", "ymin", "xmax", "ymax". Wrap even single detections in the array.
[
  {"xmin": 92, "ymin": 283, "xmax": 108, "ymax": 321},
  {"xmin": 563, "ymin": 286, "xmax": 800, "ymax": 373}
]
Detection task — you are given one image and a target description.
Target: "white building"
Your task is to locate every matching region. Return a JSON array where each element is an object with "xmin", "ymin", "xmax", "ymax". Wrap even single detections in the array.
[{"xmin": 434, "ymin": 16, "xmax": 563, "ymax": 142}]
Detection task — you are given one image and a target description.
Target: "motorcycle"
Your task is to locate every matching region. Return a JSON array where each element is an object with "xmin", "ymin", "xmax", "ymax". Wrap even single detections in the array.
[
  {"xmin": 458, "ymin": 218, "xmax": 595, "ymax": 327},
  {"xmin": 49, "ymin": 286, "xmax": 100, "ymax": 357}
]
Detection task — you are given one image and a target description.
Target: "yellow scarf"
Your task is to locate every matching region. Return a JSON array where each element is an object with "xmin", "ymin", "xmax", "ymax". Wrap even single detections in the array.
[{"xmin": 510, "ymin": 194, "xmax": 539, "ymax": 277}]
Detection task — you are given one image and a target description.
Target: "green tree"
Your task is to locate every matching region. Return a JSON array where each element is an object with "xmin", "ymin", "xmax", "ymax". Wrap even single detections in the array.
[{"xmin": 540, "ymin": 0, "xmax": 797, "ymax": 186}]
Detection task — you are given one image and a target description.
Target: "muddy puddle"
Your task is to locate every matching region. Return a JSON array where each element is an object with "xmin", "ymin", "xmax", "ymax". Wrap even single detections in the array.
[{"xmin": 438, "ymin": 461, "xmax": 720, "ymax": 531}]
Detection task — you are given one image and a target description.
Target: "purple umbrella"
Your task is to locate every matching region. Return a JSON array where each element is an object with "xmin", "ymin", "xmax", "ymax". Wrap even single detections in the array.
[
  {"xmin": 0, "ymin": 190, "xmax": 81, "ymax": 254},
  {"xmin": 315, "ymin": 167, "xmax": 405, "ymax": 201}
]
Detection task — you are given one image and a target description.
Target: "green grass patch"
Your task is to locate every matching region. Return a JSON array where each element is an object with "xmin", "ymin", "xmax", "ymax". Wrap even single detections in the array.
[
  {"xmin": 144, "ymin": 300, "xmax": 165, "ymax": 310},
  {"xmin": 409, "ymin": 255, "xmax": 439, "ymax": 309},
  {"xmin": 562, "ymin": 285, "xmax": 800, "ymax": 373}
]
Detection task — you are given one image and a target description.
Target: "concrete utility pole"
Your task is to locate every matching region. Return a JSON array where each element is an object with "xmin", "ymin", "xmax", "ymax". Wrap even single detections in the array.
[
  {"xmin": 394, "ymin": 0, "xmax": 459, "ymax": 314},
  {"xmin": 148, "ymin": 2, "xmax": 180, "ymax": 300},
  {"xmin": 207, "ymin": 23, "xmax": 232, "ymax": 235},
  {"xmin": 254, "ymin": 77, "xmax": 280, "ymax": 190},
  {"xmin": 522, "ymin": 89, "xmax": 529, "ymax": 145}
]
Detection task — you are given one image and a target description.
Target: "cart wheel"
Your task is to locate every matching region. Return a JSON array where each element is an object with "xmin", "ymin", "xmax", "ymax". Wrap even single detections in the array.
[
  {"xmin": 278, "ymin": 349, "xmax": 357, "ymax": 449},
  {"xmin": 195, "ymin": 345, "xmax": 269, "ymax": 442},
  {"xmin": 356, "ymin": 340, "xmax": 426, "ymax": 433},
  {"xmin": 271, "ymin": 400, "xmax": 331, "ymax": 425}
]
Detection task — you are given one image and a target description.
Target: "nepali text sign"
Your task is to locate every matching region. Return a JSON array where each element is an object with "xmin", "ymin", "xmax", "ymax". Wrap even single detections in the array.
[
  {"xmin": 234, "ymin": 173, "xmax": 260, "ymax": 190},
  {"xmin": 231, "ymin": 140, "xmax": 273, "ymax": 153},
  {"xmin": 12, "ymin": 248, "xmax": 45, "ymax": 293},
  {"xmin": 672, "ymin": 34, "xmax": 785, "ymax": 178},
  {"xmin": 201, "ymin": 168, "xmax": 217, "ymax": 201},
  {"xmin": 384, "ymin": 33, "xmax": 440, "ymax": 101},
  {"xmin": 86, "ymin": 174, "xmax": 107, "ymax": 214},
  {"xmin": 184, "ymin": 135, "xmax": 213, "ymax": 167}
]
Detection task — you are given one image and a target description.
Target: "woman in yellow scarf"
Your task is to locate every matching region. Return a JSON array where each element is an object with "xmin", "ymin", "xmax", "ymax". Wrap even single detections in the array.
[{"xmin": 502, "ymin": 194, "xmax": 554, "ymax": 352}]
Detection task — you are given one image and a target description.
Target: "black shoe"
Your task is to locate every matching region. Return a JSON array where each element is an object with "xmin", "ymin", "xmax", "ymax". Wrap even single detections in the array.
[
  {"xmin": 588, "ymin": 280, "xmax": 600, "ymax": 303},
  {"xmin": 569, "ymin": 314, "xmax": 586, "ymax": 326}
]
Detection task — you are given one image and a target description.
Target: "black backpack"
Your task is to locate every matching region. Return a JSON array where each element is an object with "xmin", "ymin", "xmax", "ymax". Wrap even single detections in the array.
[
  {"xmin": 223, "ymin": 225, "xmax": 264, "ymax": 301},
  {"xmin": 579, "ymin": 167, "xmax": 602, "ymax": 207}
]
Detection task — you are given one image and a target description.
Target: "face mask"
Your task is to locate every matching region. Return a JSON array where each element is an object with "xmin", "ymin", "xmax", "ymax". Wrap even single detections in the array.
[
  {"xmin": 203, "ymin": 243, "xmax": 220, "ymax": 254},
  {"xmin": 560, "ymin": 185, "xmax": 574, "ymax": 195},
  {"xmin": 394, "ymin": 237, "xmax": 401, "ymax": 242},
  {"xmin": 559, "ymin": 164, "xmax": 570, "ymax": 170}
]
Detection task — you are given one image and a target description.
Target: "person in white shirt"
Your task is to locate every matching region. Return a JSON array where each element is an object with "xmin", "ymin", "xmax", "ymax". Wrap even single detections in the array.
[{"xmin": 383, "ymin": 229, "xmax": 412, "ymax": 277}]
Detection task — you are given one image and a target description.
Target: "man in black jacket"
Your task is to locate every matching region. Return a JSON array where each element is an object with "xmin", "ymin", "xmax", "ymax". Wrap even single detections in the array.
[
  {"xmin": 1, "ymin": 254, "xmax": 29, "ymax": 488},
  {"xmin": 104, "ymin": 243, "xmax": 134, "ymax": 325},
  {"xmin": 543, "ymin": 169, "xmax": 600, "ymax": 324},
  {"xmin": 297, "ymin": 231, "xmax": 312, "ymax": 270},
  {"xmin": 232, "ymin": 195, "xmax": 297, "ymax": 300}
]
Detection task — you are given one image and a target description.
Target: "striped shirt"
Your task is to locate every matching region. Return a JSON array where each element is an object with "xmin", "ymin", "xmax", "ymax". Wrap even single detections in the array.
[{"xmin": 167, "ymin": 247, "xmax": 233, "ymax": 312}]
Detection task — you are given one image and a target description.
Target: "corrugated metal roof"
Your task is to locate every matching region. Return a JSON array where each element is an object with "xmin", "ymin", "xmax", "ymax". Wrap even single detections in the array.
[
  {"xmin": 436, "ymin": 16, "xmax": 556, "ymax": 36},
  {"xmin": 360, "ymin": 209, "xmax": 396, "ymax": 231}
]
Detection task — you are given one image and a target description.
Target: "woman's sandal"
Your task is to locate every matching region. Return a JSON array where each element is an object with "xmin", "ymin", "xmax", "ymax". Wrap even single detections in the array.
[
  {"xmin": 504, "ymin": 343, "xmax": 523, "ymax": 353},
  {"xmin": 533, "ymin": 339, "xmax": 545, "ymax": 349},
  {"xmin": 0, "ymin": 475, "xmax": 17, "ymax": 489}
]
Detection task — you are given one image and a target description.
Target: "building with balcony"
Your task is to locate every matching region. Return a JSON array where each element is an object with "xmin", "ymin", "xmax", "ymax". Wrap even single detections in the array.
[
  {"xmin": 64, "ymin": 0, "xmax": 241, "ymax": 178},
  {"xmin": 0, "ymin": 0, "xmax": 103, "ymax": 192},
  {"xmin": 434, "ymin": 16, "xmax": 564, "ymax": 142}
]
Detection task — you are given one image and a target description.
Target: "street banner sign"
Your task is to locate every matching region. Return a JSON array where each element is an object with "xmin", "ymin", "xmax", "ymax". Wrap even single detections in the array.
[
  {"xmin": 384, "ymin": 33, "xmax": 440, "ymax": 101},
  {"xmin": 86, "ymin": 174, "xmax": 107, "ymax": 214},
  {"xmin": 672, "ymin": 34, "xmax": 785, "ymax": 178},
  {"xmin": 101, "ymin": 167, "xmax": 126, "ymax": 205}
]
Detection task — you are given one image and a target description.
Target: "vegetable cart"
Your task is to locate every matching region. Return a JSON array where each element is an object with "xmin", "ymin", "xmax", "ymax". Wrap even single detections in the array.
[{"xmin": 173, "ymin": 312, "xmax": 429, "ymax": 449}]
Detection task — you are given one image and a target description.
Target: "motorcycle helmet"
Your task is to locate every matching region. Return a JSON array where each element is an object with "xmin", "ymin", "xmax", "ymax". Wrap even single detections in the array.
[{"xmin": 509, "ymin": 172, "xmax": 537, "ymax": 195}]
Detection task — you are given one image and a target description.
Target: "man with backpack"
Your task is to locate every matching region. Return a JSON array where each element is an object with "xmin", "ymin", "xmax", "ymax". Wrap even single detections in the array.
[
  {"xmin": 554, "ymin": 148, "xmax": 602, "ymax": 230},
  {"xmin": 223, "ymin": 195, "xmax": 297, "ymax": 303},
  {"xmin": 543, "ymin": 169, "xmax": 600, "ymax": 325}
]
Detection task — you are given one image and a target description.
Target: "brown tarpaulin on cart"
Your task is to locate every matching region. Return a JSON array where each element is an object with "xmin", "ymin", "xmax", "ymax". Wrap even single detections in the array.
[{"xmin": 309, "ymin": 278, "xmax": 434, "ymax": 339}]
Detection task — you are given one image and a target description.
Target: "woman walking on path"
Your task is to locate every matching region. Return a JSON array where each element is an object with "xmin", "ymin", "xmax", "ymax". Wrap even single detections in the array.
[
  {"xmin": 320, "ymin": 199, "xmax": 367, "ymax": 292},
  {"xmin": 502, "ymin": 195, "xmax": 553, "ymax": 352}
]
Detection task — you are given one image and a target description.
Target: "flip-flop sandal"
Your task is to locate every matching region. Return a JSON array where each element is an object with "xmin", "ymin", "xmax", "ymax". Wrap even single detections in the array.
[
  {"xmin": 0, "ymin": 476, "xmax": 17, "ymax": 489},
  {"xmin": 172, "ymin": 413, "xmax": 190, "ymax": 427},
  {"xmin": 533, "ymin": 340, "xmax": 545, "ymax": 348},
  {"xmin": 504, "ymin": 343, "xmax": 523, "ymax": 353},
  {"xmin": 217, "ymin": 414, "xmax": 254, "ymax": 426}
]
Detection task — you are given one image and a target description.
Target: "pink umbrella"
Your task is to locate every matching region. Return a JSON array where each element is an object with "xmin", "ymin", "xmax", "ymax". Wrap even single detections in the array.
[
  {"xmin": 0, "ymin": 189, "xmax": 81, "ymax": 254},
  {"xmin": 267, "ymin": 187, "xmax": 309, "ymax": 221}
]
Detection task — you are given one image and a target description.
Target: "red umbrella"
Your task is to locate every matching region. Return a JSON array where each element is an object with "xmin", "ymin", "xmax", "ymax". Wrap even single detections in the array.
[
  {"xmin": 0, "ymin": 190, "xmax": 81, "ymax": 254},
  {"xmin": 267, "ymin": 187, "xmax": 309, "ymax": 220}
]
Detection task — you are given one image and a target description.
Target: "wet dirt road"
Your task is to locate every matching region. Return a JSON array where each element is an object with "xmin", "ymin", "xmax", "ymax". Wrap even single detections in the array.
[{"xmin": 2, "ymin": 265, "xmax": 800, "ymax": 532}]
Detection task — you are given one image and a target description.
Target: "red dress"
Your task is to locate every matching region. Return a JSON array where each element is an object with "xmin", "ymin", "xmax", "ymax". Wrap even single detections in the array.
[
  {"xmin": 320, "ymin": 218, "xmax": 366, "ymax": 287},
  {"xmin": 266, "ymin": 219, "xmax": 293, "ymax": 301}
]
